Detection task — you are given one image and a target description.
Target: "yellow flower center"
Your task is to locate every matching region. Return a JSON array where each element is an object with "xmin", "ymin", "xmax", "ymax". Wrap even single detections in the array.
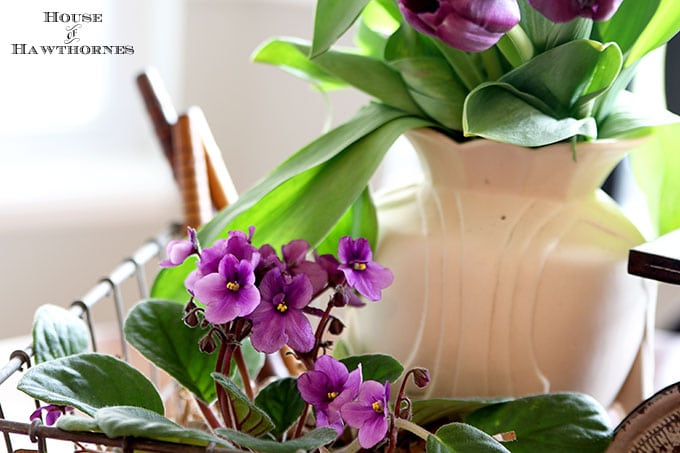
[
  {"xmin": 372, "ymin": 401, "xmax": 382, "ymax": 413},
  {"xmin": 327, "ymin": 391, "xmax": 338, "ymax": 401},
  {"xmin": 353, "ymin": 262, "xmax": 367, "ymax": 271},
  {"xmin": 276, "ymin": 302, "xmax": 288, "ymax": 313},
  {"xmin": 226, "ymin": 281, "xmax": 240, "ymax": 291}
]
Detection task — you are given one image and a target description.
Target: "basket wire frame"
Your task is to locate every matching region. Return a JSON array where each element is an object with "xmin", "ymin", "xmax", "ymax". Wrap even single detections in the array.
[{"xmin": 0, "ymin": 224, "xmax": 237, "ymax": 453}]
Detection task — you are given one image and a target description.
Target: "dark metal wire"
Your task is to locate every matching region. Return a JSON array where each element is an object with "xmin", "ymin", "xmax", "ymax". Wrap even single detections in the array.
[{"xmin": 0, "ymin": 223, "xmax": 210, "ymax": 453}]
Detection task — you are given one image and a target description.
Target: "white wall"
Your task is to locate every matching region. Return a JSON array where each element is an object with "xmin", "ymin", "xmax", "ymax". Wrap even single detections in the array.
[{"xmin": 0, "ymin": 0, "xmax": 368, "ymax": 338}]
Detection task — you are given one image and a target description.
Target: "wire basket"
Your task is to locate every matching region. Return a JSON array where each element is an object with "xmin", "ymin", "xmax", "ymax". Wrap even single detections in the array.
[{"xmin": 0, "ymin": 223, "xmax": 237, "ymax": 453}]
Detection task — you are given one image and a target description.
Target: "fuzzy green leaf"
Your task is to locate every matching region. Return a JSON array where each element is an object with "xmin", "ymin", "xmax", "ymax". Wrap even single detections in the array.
[
  {"xmin": 17, "ymin": 353, "xmax": 163, "ymax": 417},
  {"xmin": 95, "ymin": 406, "xmax": 233, "ymax": 447},
  {"xmin": 124, "ymin": 299, "xmax": 218, "ymax": 404},
  {"xmin": 217, "ymin": 427, "xmax": 337, "ymax": 452},
  {"xmin": 341, "ymin": 354, "xmax": 403, "ymax": 384},
  {"xmin": 254, "ymin": 377, "xmax": 306, "ymax": 438},
  {"xmin": 212, "ymin": 372, "xmax": 275, "ymax": 437},
  {"xmin": 464, "ymin": 393, "xmax": 612, "ymax": 452},
  {"xmin": 412, "ymin": 398, "xmax": 512, "ymax": 427},
  {"xmin": 32, "ymin": 304, "xmax": 89, "ymax": 364},
  {"xmin": 427, "ymin": 422, "xmax": 511, "ymax": 453},
  {"xmin": 56, "ymin": 414, "xmax": 101, "ymax": 432}
]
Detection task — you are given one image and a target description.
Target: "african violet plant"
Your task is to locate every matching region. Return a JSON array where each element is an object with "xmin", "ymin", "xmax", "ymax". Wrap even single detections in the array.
[{"xmin": 19, "ymin": 227, "xmax": 612, "ymax": 452}]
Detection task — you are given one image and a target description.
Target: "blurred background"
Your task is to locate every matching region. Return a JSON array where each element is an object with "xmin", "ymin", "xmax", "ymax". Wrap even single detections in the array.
[
  {"xmin": 0, "ymin": 0, "xmax": 369, "ymax": 339},
  {"xmin": 0, "ymin": 0, "xmax": 679, "ymax": 340}
]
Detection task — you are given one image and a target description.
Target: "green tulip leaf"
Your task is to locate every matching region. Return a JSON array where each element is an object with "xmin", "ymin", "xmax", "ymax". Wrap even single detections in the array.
[
  {"xmin": 500, "ymin": 39, "xmax": 622, "ymax": 117},
  {"xmin": 464, "ymin": 393, "xmax": 612, "ymax": 453},
  {"xmin": 17, "ymin": 353, "xmax": 163, "ymax": 417},
  {"xmin": 518, "ymin": 0, "xmax": 592, "ymax": 52},
  {"xmin": 596, "ymin": 1, "xmax": 659, "ymax": 56},
  {"xmin": 32, "ymin": 304, "xmax": 89, "ymax": 364},
  {"xmin": 623, "ymin": 0, "xmax": 680, "ymax": 66},
  {"xmin": 254, "ymin": 377, "xmax": 306, "ymax": 438},
  {"xmin": 630, "ymin": 122, "xmax": 680, "ymax": 236},
  {"xmin": 464, "ymin": 82, "xmax": 597, "ymax": 146},
  {"xmin": 341, "ymin": 354, "xmax": 403, "ymax": 384},
  {"xmin": 598, "ymin": 91, "xmax": 679, "ymax": 139},
  {"xmin": 94, "ymin": 406, "xmax": 233, "ymax": 447},
  {"xmin": 252, "ymin": 39, "xmax": 346, "ymax": 92},
  {"xmin": 427, "ymin": 422, "xmax": 511, "ymax": 453},
  {"xmin": 412, "ymin": 398, "xmax": 512, "ymax": 427},
  {"xmin": 391, "ymin": 56, "xmax": 467, "ymax": 130},
  {"xmin": 285, "ymin": 40, "xmax": 423, "ymax": 114},
  {"xmin": 217, "ymin": 427, "xmax": 338, "ymax": 453},
  {"xmin": 311, "ymin": 0, "xmax": 371, "ymax": 58},
  {"xmin": 212, "ymin": 372, "xmax": 275, "ymax": 437},
  {"xmin": 314, "ymin": 186, "xmax": 377, "ymax": 256},
  {"xmin": 124, "ymin": 299, "xmax": 219, "ymax": 404}
]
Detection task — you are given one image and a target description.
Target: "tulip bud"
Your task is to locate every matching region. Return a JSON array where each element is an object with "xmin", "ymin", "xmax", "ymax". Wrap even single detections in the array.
[
  {"xmin": 399, "ymin": 0, "xmax": 521, "ymax": 52},
  {"xmin": 527, "ymin": 0, "xmax": 623, "ymax": 23}
]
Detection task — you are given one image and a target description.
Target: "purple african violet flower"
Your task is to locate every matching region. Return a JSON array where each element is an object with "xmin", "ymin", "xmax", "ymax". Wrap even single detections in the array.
[
  {"xmin": 527, "ymin": 0, "xmax": 623, "ymax": 22},
  {"xmin": 185, "ymin": 229, "xmax": 260, "ymax": 294},
  {"xmin": 281, "ymin": 240, "xmax": 328, "ymax": 294},
  {"xmin": 341, "ymin": 380, "xmax": 391, "ymax": 449},
  {"xmin": 160, "ymin": 227, "xmax": 199, "ymax": 268},
  {"xmin": 399, "ymin": 0, "xmax": 521, "ymax": 52},
  {"xmin": 193, "ymin": 254, "xmax": 260, "ymax": 324},
  {"xmin": 338, "ymin": 237, "xmax": 394, "ymax": 301},
  {"xmin": 30, "ymin": 404, "xmax": 72, "ymax": 426},
  {"xmin": 297, "ymin": 355, "xmax": 362, "ymax": 435},
  {"xmin": 248, "ymin": 268, "xmax": 315, "ymax": 353}
]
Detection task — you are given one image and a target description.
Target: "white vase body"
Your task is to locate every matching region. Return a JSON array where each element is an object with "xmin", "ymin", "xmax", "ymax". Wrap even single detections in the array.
[{"xmin": 347, "ymin": 128, "xmax": 655, "ymax": 410}]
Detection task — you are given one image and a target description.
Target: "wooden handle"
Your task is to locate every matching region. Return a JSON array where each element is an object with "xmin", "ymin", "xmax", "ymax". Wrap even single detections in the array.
[
  {"xmin": 191, "ymin": 107, "xmax": 239, "ymax": 210},
  {"xmin": 173, "ymin": 110, "xmax": 213, "ymax": 229},
  {"xmin": 136, "ymin": 68, "xmax": 178, "ymax": 173}
]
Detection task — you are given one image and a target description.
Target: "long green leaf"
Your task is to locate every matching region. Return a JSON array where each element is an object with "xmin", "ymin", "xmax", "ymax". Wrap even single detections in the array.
[
  {"xmin": 212, "ymin": 372, "xmax": 275, "ymax": 437},
  {"xmin": 94, "ymin": 406, "xmax": 232, "ymax": 448},
  {"xmin": 596, "ymin": 0, "xmax": 659, "ymax": 56},
  {"xmin": 427, "ymin": 423, "xmax": 511, "ymax": 453},
  {"xmin": 32, "ymin": 304, "xmax": 89, "ymax": 364},
  {"xmin": 315, "ymin": 187, "xmax": 378, "ymax": 255},
  {"xmin": 17, "ymin": 353, "xmax": 163, "ymax": 417},
  {"xmin": 124, "ymin": 299, "xmax": 219, "ymax": 403},
  {"xmin": 217, "ymin": 427, "xmax": 338, "ymax": 453},
  {"xmin": 311, "ymin": 0, "xmax": 371, "ymax": 58},
  {"xmin": 287, "ymin": 40, "xmax": 423, "ymax": 114},
  {"xmin": 464, "ymin": 393, "xmax": 612, "ymax": 453},
  {"xmin": 630, "ymin": 122, "xmax": 680, "ymax": 236},
  {"xmin": 463, "ymin": 83, "xmax": 597, "ymax": 146},
  {"xmin": 624, "ymin": 0, "xmax": 680, "ymax": 66},
  {"xmin": 252, "ymin": 39, "xmax": 346, "ymax": 91}
]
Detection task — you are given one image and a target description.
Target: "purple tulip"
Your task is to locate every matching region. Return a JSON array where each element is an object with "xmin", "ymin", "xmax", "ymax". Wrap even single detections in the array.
[
  {"xmin": 527, "ymin": 0, "xmax": 623, "ymax": 23},
  {"xmin": 399, "ymin": 0, "xmax": 521, "ymax": 52}
]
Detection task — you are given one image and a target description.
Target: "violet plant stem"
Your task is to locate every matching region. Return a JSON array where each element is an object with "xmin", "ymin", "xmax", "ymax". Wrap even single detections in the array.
[
  {"xmin": 233, "ymin": 346, "xmax": 254, "ymax": 401},
  {"xmin": 293, "ymin": 402, "xmax": 310, "ymax": 439},
  {"xmin": 194, "ymin": 397, "xmax": 221, "ymax": 430}
]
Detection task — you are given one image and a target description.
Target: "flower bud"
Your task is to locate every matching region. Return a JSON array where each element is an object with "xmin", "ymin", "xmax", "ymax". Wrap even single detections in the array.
[
  {"xmin": 184, "ymin": 309, "xmax": 200, "ymax": 328},
  {"xmin": 411, "ymin": 368, "xmax": 431, "ymax": 388},
  {"xmin": 199, "ymin": 332, "xmax": 217, "ymax": 353},
  {"xmin": 527, "ymin": 0, "xmax": 623, "ymax": 23},
  {"xmin": 399, "ymin": 0, "xmax": 521, "ymax": 52},
  {"xmin": 328, "ymin": 317, "xmax": 345, "ymax": 335}
]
